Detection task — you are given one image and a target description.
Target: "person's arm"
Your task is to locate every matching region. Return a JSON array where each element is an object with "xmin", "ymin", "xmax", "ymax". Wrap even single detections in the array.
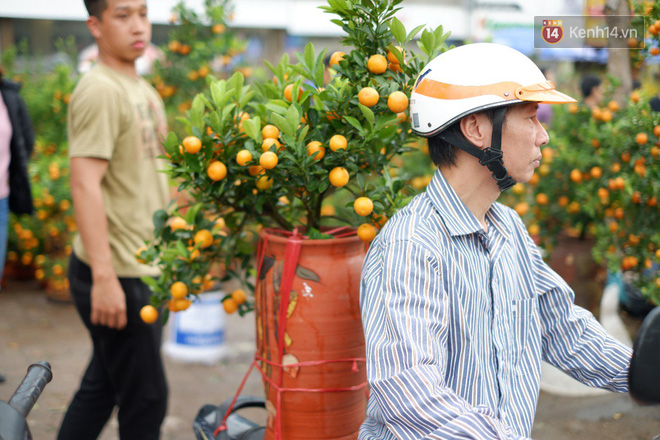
[
  {"xmin": 361, "ymin": 238, "xmax": 528, "ymax": 440},
  {"xmin": 522, "ymin": 227, "xmax": 631, "ymax": 391},
  {"xmin": 70, "ymin": 156, "xmax": 127, "ymax": 330}
]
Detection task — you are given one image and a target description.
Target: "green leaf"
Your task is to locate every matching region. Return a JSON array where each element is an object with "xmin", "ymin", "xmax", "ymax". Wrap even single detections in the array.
[
  {"xmin": 318, "ymin": 179, "xmax": 330, "ymax": 193},
  {"xmin": 140, "ymin": 276, "xmax": 159, "ymax": 290},
  {"xmin": 285, "ymin": 105, "xmax": 300, "ymax": 132},
  {"xmin": 383, "ymin": 165, "xmax": 393, "ymax": 187},
  {"xmin": 221, "ymin": 103, "xmax": 237, "ymax": 122},
  {"xmin": 389, "ymin": 17, "xmax": 406, "ymax": 44},
  {"xmin": 297, "ymin": 124, "xmax": 310, "ymax": 145},
  {"xmin": 263, "ymin": 60, "xmax": 276, "ymax": 75},
  {"xmin": 164, "ymin": 132, "xmax": 179, "ymax": 154},
  {"xmin": 176, "ymin": 240, "xmax": 188, "ymax": 257},
  {"xmin": 271, "ymin": 112, "xmax": 294, "ymax": 137},
  {"xmin": 356, "ymin": 172, "xmax": 365, "ymax": 190},
  {"xmin": 239, "ymin": 90, "xmax": 255, "ymax": 108},
  {"xmin": 385, "ymin": 43, "xmax": 404, "ymax": 65},
  {"xmin": 242, "ymin": 117, "xmax": 259, "ymax": 141},
  {"xmin": 161, "ymin": 248, "xmax": 181, "ymax": 262},
  {"xmin": 374, "ymin": 113, "xmax": 398, "ymax": 131},
  {"xmin": 307, "ymin": 228, "xmax": 334, "ymax": 239},
  {"xmin": 153, "ymin": 209, "xmax": 169, "ymax": 236},
  {"xmin": 303, "ymin": 42, "xmax": 315, "ymax": 70},
  {"xmin": 229, "ymin": 71, "xmax": 245, "ymax": 92},
  {"xmin": 420, "ymin": 29, "xmax": 433, "ymax": 55},
  {"xmin": 185, "ymin": 203, "xmax": 203, "ymax": 225},
  {"xmin": 314, "ymin": 49, "xmax": 327, "ymax": 86},
  {"xmin": 343, "ymin": 116, "xmax": 364, "ymax": 134},
  {"xmin": 176, "ymin": 117, "xmax": 191, "ymax": 130},
  {"xmin": 213, "ymin": 81, "xmax": 230, "ymax": 106},
  {"xmin": 199, "ymin": 95, "xmax": 213, "ymax": 112},
  {"xmin": 406, "ymin": 24, "xmax": 426, "ymax": 43},
  {"xmin": 209, "ymin": 112, "xmax": 221, "ymax": 134},
  {"xmin": 358, "ymin": 103, "xmax": 375, "ymax": 127},
  {"xmin": 190, "ymin": 94, "xmax": 205, "ymax": 132},
  {"xmin": 266, "ymin": 102, "xmax": 289, "ymax": 115}
]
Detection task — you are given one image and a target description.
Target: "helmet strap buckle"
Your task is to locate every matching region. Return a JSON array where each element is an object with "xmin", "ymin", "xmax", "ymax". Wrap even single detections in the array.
[{"xmin": 479, "ymin": 148, "xmax": 504, "ymax": 166}]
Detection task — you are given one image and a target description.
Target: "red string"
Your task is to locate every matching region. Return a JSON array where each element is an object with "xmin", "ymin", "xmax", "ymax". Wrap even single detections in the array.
[
  {"xmin": 213, "ymin": 358, "xmax": 258, "ymax": 436},
  {"xmin": 254, "ymin": 359, "xmax": 368, "ymax": 393},
  {"xmin": 274, "ymin": 230, "xmax": 303, "ymax": 439},
  {"xmin": 256, "ymin": 234, "xmax": 269, "ymax": 281},
  {"xmin": 256, "ymin": 354, "xmax": 365, "ymax": 369}
]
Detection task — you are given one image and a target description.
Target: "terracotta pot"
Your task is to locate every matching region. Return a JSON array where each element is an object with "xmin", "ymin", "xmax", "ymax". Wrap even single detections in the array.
[
  {"xmin": 255, "ymin": 229, "xmax": 367, "ymax": 440},
  {"xmin": 547, "ymin": 235, "xmax": 606, "ymax": 318},
  {"xmin": 5, "ymin": 261, "xmax": 35, "ymax": 281}
]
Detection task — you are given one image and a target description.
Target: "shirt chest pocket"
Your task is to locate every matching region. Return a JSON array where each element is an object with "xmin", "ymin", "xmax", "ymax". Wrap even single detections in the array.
[{"xmin": 511, "ymin": 297, "xmax": 542, "ymax": 372}]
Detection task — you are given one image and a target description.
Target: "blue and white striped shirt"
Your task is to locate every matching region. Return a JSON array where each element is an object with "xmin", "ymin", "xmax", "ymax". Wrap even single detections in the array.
[{"xmin": 359, "ymin": 169, "xmax": 631, "ymax": 439}]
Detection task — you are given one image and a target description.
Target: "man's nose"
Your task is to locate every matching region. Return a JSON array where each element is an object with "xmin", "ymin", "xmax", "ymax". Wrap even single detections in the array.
[
  {"xmin": 130, "ymin": 15, "xmax": 147, "ymax": 33},
  {"xmin": 537, "ymin": 122, "xmax": 549, "ymax": 146}
]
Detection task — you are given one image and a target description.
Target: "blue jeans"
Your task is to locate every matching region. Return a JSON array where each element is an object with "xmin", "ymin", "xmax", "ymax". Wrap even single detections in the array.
[{"xmin": 0, "ymin": 197, "xmax": 9, "ymax": 283}]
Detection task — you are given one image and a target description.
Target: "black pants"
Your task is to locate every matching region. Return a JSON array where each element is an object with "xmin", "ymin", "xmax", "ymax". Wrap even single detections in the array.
[{"xmin": 57, "ymin": 253, "xmax": 168, "ymax": 440}]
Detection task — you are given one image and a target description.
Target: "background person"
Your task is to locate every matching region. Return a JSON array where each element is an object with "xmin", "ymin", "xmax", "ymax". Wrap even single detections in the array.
[
  {"xmin": 0, "ymin": 65, "xmax": 35, "ymax": 385},
  {"xmin": 580, "ymin": 73, "xmax": 603, "ymax": 108},
  {"xmin": 57, "ymin": 1, "xmax": 169, "ymax": 439}
]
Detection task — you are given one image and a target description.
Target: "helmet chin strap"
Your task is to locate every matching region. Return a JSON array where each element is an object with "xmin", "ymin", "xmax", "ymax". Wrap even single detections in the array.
[{"xmin": 438, "ymin": 107, "xmax": 516, "ymax": 191}]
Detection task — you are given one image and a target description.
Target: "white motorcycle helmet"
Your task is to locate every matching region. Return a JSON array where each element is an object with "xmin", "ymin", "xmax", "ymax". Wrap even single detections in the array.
[{"xmin": 410, "ymin": 43, "xmax": 576, "ymax": 190}]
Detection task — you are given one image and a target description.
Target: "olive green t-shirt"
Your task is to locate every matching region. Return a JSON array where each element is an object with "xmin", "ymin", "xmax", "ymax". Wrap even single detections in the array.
[{"xmin": 68, "ymin": 63, "xmax": 168, "ymax": 277}]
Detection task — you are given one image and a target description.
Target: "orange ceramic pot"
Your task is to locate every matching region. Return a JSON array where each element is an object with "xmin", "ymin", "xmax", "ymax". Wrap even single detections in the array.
[
  {"xmin": 255, "ymin": 229, "xmax": 367, "ymax": 440},
  {"xmin": 547, "ymin": 235, "xmax": 605, "ymax": 318}
]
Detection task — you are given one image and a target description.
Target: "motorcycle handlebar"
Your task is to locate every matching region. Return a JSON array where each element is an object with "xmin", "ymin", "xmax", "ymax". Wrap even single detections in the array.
[{"xmin": 8, "ymin": 362, "xmax": 53, "ymax": 418}]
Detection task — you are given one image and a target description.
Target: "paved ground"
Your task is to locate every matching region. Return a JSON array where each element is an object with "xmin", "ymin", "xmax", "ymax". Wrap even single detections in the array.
[{"xmin": 1, "ymin": 280, "xmax": 660, "ymax": 440}]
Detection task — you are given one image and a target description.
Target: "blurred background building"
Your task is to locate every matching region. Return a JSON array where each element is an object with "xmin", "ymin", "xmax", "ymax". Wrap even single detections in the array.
[{"xmin": 0, "ymin": 0, "xmax": 589, "ymax": 66}]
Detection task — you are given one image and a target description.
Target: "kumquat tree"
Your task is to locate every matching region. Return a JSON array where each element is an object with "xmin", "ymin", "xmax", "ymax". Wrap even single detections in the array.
[
  {"xmin": 138, "ymin": 0, "xmax": 450, "ymax": 321},
  {"xmin": 2, "ymin": 41, "xmax": 77, "ymax": 300},
  {"xmin": 151, "ymin": 0, "xmax": 247, "ymax": 131},
  {"xmin": 497, "ymin": 1, "xmax": 660, "ymax": 305}
]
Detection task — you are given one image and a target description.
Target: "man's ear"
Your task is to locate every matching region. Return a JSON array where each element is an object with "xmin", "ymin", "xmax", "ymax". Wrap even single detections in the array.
[
  {"xmin": 459, "ymin": 113, "xmax": 491, "ymax": 149},
  {"xmin": 87, "ymin": 16, "xmax": 102, "ymax": 40}
]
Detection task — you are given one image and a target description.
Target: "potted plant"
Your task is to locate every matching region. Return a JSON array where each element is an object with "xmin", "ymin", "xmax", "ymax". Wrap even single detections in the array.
[
  {"xmin": 151, "ymin": 0, "xmax": 247, "ymax": 135},
  {"xmin": 2, "ymin": 41, "xmax": 77, "ymax": 300},
  {"xmin": 139, "ymin": 0, "xmax": 449, "ymax": 437}
]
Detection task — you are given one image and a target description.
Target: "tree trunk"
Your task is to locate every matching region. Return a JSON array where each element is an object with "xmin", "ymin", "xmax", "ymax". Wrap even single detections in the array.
[{"xmin": 604, "ymin": 0, "xmax": 632, "ymax": 103}]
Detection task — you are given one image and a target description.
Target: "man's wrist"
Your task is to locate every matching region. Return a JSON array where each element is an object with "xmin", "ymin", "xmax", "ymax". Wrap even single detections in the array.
[{"xmin": 91, "ymin": 263, "xmax": 117, "ymax": 283}]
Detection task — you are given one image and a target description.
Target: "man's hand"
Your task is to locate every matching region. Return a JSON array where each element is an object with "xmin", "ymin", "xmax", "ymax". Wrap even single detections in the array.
[{"xmin": 90, "ymin": 275, "xmax": 127, "ymax": 329}]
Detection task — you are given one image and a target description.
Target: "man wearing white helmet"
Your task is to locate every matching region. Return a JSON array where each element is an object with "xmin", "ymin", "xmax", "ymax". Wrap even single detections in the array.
[{"xmin": 359, "ymin": 43, "xmax": 632, "ymax": 439}]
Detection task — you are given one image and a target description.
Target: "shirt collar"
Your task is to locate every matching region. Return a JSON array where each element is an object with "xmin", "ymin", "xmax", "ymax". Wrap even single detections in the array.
[{"xmin": 426, "ymin": 168, "xmax": 511, "ymax": 241}]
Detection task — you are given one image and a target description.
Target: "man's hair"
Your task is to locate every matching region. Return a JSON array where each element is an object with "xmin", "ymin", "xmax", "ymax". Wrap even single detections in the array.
[
  {"xmin": 580, "ymin": 74, "xmax": 601, "ymax": 99},
  {"xmin": 427, "ymin": 106, "xmax": 511, "ymax": 168},
  {"xmin": 84, "ymin": 0, "xmax": 108, "ymax": 18}
]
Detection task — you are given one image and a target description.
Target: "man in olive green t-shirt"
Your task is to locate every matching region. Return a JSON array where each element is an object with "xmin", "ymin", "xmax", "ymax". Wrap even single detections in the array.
[{"xmin": 57, "ymin": 1, "xmax": 169, "ymax": 439}]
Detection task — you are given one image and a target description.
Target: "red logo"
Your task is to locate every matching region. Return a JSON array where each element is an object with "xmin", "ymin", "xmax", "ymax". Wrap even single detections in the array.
[{"xmin": 541, "ymin": 19, "xmax": 564, "ymax": 44}]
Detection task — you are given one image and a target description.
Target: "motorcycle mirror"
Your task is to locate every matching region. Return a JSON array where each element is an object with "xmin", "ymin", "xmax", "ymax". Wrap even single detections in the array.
[{"xmin": 629, "ymin": 307, "xmax": 660, "ymax": 404}]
